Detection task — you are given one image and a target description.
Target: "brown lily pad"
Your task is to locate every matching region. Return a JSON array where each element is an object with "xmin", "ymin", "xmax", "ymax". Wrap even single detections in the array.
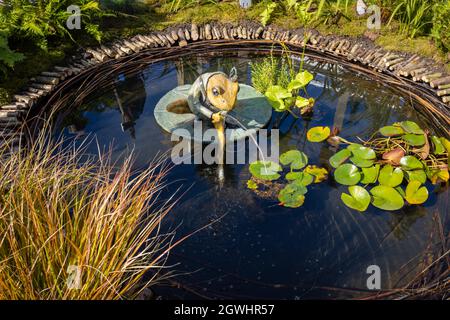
[{"xmin": 382, "ymin": 148, "xmax": 405, "ymax": 165}]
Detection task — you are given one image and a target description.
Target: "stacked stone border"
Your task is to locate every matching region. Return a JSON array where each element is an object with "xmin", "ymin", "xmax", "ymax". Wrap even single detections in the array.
[{"xmin": 1, "ymin": 21, "xmax": 450, "ymax": 156}]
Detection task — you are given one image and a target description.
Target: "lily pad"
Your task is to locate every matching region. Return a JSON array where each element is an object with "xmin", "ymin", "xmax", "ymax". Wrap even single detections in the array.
[
  {"xmin": 431, "ymin": 136, "xmax": 445, "ymax": 155},
  {"xmin": 440, "ymin": 137, "xmax": 450, "ymax": 153},
  {"xmin": 402, "ymin": 134, "xmax": 425, "ymax": 146},
  {"xmin": 405, "ymin": 180, "xmax": 429, "ymax": 205},
  {"xmin": 285, "ymin": 172, "xmax": 314, "ymax": 186},
  {"xmin": 379, "ymin": 125, "xmax": 404, "ymax": 137},
  {"xmin": 280, "ymin": 150, "xmax": 308, "ymax": 170},
  {"xmin": 350, "ymin": 155, "xmax": 375, "ymax": 168},
  {"xmin": 382, "ymin": 148, "xmax": 405, "ymax": 165},
  {"xmin": 370, "ymin": 185, "xmax": 405, "ymax": 211},
  {"xmin": 307, "ymin": 126, "xmax": 331, "ymax": 142},
  {"xmin": 399, "ymin": 156, "xmax": 423, "ymax": 170},
  {"xmin": 249, "ymin": 161, "xmax": 282, "ymax": 181},
  {"xmin": 295, "ymin": 70, "xmax": 314, "ymax": 87},
  {"xmin": 295, "ymin": 96, "xmax": 310, "ymax": 108},
  {"xmin": 347, "ymin": 144, "xmax": 376, "ymax": 160},
  {"xmin": 329, "ymin": 149, "xmax": 352, "ymax": 168},
  {"xmin": 361, "ymin": 165, "xmax": 380, "ymax": 184},
  {"xmin": 278, "ymin": 183, "xmax": 307, "ymax": 208},
  {"xmin": 247, "ymin": 180, "xmax": 258, "ymax": 190},
  {"xmin": 265, "ymin": 86, "xmax": 292, "ymax": 112},
  {"xmin": 304, "ymin": 165, "xmax": 328, "ymax": 183},
  {"xmin": 428, "ymin": 169, "xmax": 449, "ymax": 184},
  {"xmin": 378, "ymin": 164, "xmax": 404, "ymax": 187},
  {"xmin": 334, "ymin": 164, "xmax": 361, "ymax": 186},
  {"xmin": 398, "ymin": 121, "xmax": 424, "ymax": 135},
  {"xmin": 406, "ymin": 170, "xmax": 427, "ymax": 184},
  {"xmin": 341, "ymin": 186, "xmax": 371, "ymax": 212}
]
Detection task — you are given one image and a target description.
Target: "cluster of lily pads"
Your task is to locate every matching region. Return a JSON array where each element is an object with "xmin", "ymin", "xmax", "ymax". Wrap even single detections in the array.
[
  {"xmin": 306, "ymin": 121, "xmax": 450, "ymax": 212},
  {"xmin": 247, "ymin": 150, "xmax": 328, "ymax": 208}
]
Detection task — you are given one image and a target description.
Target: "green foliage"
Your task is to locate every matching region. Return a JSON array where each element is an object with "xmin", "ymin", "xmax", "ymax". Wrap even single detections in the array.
[
  {"xmin": 431, "ymin": 0, "xmax": 450, "ymax": 52},
  {"xmin": 306, "ymin": 126, "xmax": 331, "ymax": 142},
  {"xmin": 250, "ymin": 54, "xmax": 295, "ymax": 94},
  {"xmin": 387, "ymin": 0, "xmax": 433, "ymax": 38},
  {"xmin": 164, "ymin": 0, "xmax": 219, "ymax": 13},
  {"xmin": 0, "ymin": 31, "xmax": 24, "ymax": 75},
  {"xmin": 341, "ymin": 186, "xmax": 371, "ymax": 212}
]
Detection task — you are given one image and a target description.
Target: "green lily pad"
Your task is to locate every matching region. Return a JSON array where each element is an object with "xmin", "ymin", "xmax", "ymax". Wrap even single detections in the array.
[
  {"xmin": 428, "ymin": 169, "xmax": 449, "ymax": 184},
  {"xmin": 378, "ymin": 164, "xmax": 404, "ymax": 187},
  {"xmin": 334, "ymin": 164, "xmax": 361, "ymax": 186},
  {"xmin": 347, "ymin": 144, "xmax": 376, "ymax": 160},
  {"xmin": 395, "ymin": 186, "xmax": 406, "ymax": 198},
  {"xmin": 304, "ymin": 165, "xmax": 328, "ymax": 183},
  {"xmin": 295, "ymin": 70, "xmax": 314, "ymax": 87},
  {"xmin": 406, "ymin": 170, "xmax": 427, "ymax": 184},
  {"xmin": 350, "ymin": 156, "xmax": 375, "ymax": 168},
  {"xmin": 431, "ymin": 136, "xmax": 445, "ymax": 155},
  {"xmin": 405, "ymin": 180, "xmax": 429, "ymax": 205},
  {"xmin": 398, "ymin": 121, "xmax": 424, "ymax": 135},
  {"xmin": 307, "ymin": 126, "xmax": 331, "ymax": 142},
  {"xmin": 280, "ymin": 150, "xmax": 308, "ymax": 170},
  {"xmin": 402, "ymin": 134, "xmax": 425, "ymax": 146},
  {"xmin": 278, "ymin": 183, "xmax": 307, "ymax": 208},
  {"xmin": 379, "ymin": 125, "xmax": 404, "ymax": 137},
  {"xmin": 247, "ymin": 180, "xmax": 258, "ymax": 190},
  {"xmin": 294, "ymin": 96, "xmax": 310, "ymax": 108},
  {"xmin": 341, "ymin": 186, "xmax": 371, "ymax": 212},
  {"xmin": 265, "ymin": 86, "xmax": 292, "ymax": 112},
  {"xmin": 399, "ymin": 156, "xmax": 423, "ymax": 170},
  {"xmin": 249, "ymin": 161, "xmax": 282, "ymax": 181},
  {"xmin": 370, "ymin": 185, "xmax": 405, "ymax": 211},
  {"xmin": 285, "ymin": 172, "xmax": 314, "ymax": 186},
  {"xmin": 329, "ymin": 149, "xmax": 352, "ymax": 168},
  {"xmin": 361, "ymin": 165, "xmax": 380, "ymax": 184},
  {"xmin": 440, "ymin": 137, "xmax": 450, "ymax": 153}
]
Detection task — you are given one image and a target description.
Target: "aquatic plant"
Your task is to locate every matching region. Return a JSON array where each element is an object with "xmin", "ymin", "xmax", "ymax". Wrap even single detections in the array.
[
  {"xmin": 306, "ymin": 121, "xmax": 450, "ymax": 212},
  {"xmin": 0, "ymin": 129, "xmax": 176, "ymax": 299},
  {"xmin": 247, "ymin": 150, "xmax": 328, "ymax": 208}
]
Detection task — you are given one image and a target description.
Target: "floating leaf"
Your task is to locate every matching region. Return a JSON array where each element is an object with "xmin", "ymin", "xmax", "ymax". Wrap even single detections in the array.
[
  {"xmin": 405, "ymin": 180, "xmax": 429, "ymax": 205},
  {"xmin": 370, "ymin": 185, "xmax": 405, "ymax": 211},
  {"xmin": 412, "ymin": 134, "xmax": 430, "ymax": 160},
  {"xmin": 247, "ymin": 179, "xmax": 258, "ymax": 190},
  {"xmin": 307, "ymin": 126, "xmax": 331, "ymax": 142},
  {"xmin": 402, "ymin": 134, "xmax": 425, "ymax": 146},
  {"xmin": 406, "ymin": 170, "xmax": 427, "ymax": 184},
  {"xmin": 379, "ymin": 125, "xmax": 404, "ymax": 137},
  {"xmin": 440, "ymin": 137, "xmax": 450, "ymax": 153},
  {"xmin": 278, "ymin": 183, "xmax": 307, "ymax": 208},
  {"xmin": 280, "ymin": 150, "xmax": 308, "ymax": 169},
  {"xmin": 398, "ymin": 121, "xmax": 424, "ymax": 135},
  {"xmin": 304, "ymin": 165, "xmax": 328, "ymax": 183},
  {"xmin": 341, "ymin": 186, "xmax": 371, "ymax": 212},
  {"xmin": 347, "ymin": 144, "xmax": 376, "ymax": 160},
  {"xmin": 334, "ymin": 164, "xmax": 361, "ymax": 186},
  {"xmin": 265, "ymin": 86, "xmax": 292, "ymax": 112},
  {"xmin": 361, "ymin": 164, "xmax": 380, "ymax": 184},
  {"xmin": 382, "ymin": 148, "xmax": 405, "ymax": 165},
  {"xmin": 431, "ymin": 136, "xmax": 445, "ymax": 155},
  {"xmin": 378, "ymin": 164, "xmax": 404, "ymax": 187},
  {"xmin": 295, "ymin": 70, "xmax": 314, "ymax": 87},
  {"xmin": 285, "ymin": 172, "xmax": 314, "ymax": 186},
  {"xmin": 428, "ymin": 169, "xmax": 449, "ymax": 184},
  {"xmin": 249, "ymin": 161, "xmax": 282, "ymax": 181},
  {"xmin": 395, "ymin": 186, "xmax": 406, "ymax": 198},
  {"xmin": 399, "ymin": 156, "xmax": 423, "ymax": 170},
  {"xmin": 294, "ymin": 96, "xmax": 310, "ymax": 108},
  {"xmin": 329, "ymin": 149, "xmax": 352, "ymax": 168},
  {"xmin": 350, "ymin": 156, "xmax": 375, "ymax": 168}
]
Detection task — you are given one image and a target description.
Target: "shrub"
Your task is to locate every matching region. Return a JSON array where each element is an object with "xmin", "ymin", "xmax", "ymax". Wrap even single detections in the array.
[{"xmin": 431, "ymin": 1, "xmax": 450, "ymax": 53}]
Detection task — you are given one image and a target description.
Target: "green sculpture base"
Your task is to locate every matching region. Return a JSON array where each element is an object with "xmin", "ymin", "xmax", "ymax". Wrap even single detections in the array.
[{"xmin": 154, "ymin": 84, "xmax": 273, "ymax": 143}]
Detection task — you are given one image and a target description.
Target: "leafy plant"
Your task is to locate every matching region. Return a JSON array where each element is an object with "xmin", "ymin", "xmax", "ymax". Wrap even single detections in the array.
[
  {"xmin": 431, "ymin": 0, "xmax": 450, "ymax": 52},
  {"xmin": 387, "ymin": 0, "xmax": 433, "ymax": 38},
  {"xmin": 260, "ymin": 1, "xmax": 277, "ymax": 26}
]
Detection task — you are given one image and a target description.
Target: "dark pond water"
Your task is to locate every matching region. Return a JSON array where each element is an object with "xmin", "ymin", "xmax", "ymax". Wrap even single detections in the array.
[{"xmin": 58, "ymin": 52, "xmax": 449, "ymax": 299}]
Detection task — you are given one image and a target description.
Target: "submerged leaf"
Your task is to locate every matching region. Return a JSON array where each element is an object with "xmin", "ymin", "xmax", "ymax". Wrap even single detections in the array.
[
  {"xmin": 431, "ymin": 136, "xmax": 445, "ymax": 155},
  {"xmin": 304, "ymin": 165, "xmax": 328, "ymax": 183},
  {"xmin": 378, "ymin": 164, "xmax": 404, "ymax": 187},
  {"xmin": 307, "ymin": 126, "xmax": 331, "ymax": 142},
  {"xmin": 280, "ymin": 150, "xmax": 308, "ymax": 169},
  {"xmin": 398, "ymin": 121, "xmax": 424, "ymax": 135},
  {"xmin": 379, "ymin": 125, "xmax": 404, "ymax": 137},
  {"xmin": 334, "ymin": 164, "xmax": 361, "ymax": 186},
  {"xmin": 249, "ymin": 161, "xmax": 282, "ymax": 181},
  {"xmin": 370, "ymin": 185, "xmax": 405, "ymax": 211},
  {"xmin": 341, "ymin": 186, "xmax": 371, "ymax": 212},
  {"xmin": 329, "ymin": 149, "xmax": 352, "ymax": 168},
  {"xmin": 405, "ymin": 180, "xmax": 429, "ymax": 205},
  {"xmin": 361, "ymin": 164, "xmax": 380, "ymax": 184},
  {"xmin": 402, "ymin": 134, "xmax": 425, "ymax": 146},
  {"xmin": 399, "ymin": 156, "xmax": 423, "ymax": 170},
  {"xmin": 285, "ymin": 172, "xmax": 314, "ymax": 186}
]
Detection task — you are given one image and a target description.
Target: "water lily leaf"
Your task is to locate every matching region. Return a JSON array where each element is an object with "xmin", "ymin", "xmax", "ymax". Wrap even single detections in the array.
[
  {"xmin": 431, "ymin": 136, "xmax": 445, "ymax": 155},
  {"xmin": 440, "ymin": 137, "xmax": 450, "ymax": 153},
  {"xmin": 249, "ymin": 161, "xmax": 282, "ymax": 181},
  {"xmin": 278, "ymin": 183, "xmax": 307, "ymax": 208},
  {"xmin": 379, "ymin": 125, "xmax": 404, "ymax": 137},
  {"xmin": 412, "ymin": 134, "xmax": 430, "ymax": 160},
  {"xmin": 399, "ymin": 156, "xmax": 423, "ymax": 170},
  {"xmin": 350, "ymin": 156, "xmax": 375, "ymax": 168},
  {"xmin": 378, "ymin": 164, "xmax": 404, "ymax": 187},
  {"xmin": 395, "ymin": 186, "xmax": 406, "ymax": 198},
  {"xmin": 361, "ymin": 164, "xmax": 380, "ymax": 184},
  {"xmin": 428, "ymin": 169, "xmax": 449, "ymax": 184},
  {"xmin": 405, "ymin": 180, "xmax": 428, "ymax": 205},
  {"xmin": 287, "ymin": 79, "xmax": 303, "ymax": 92},
  {"xmin": 247, "ymin": 179, "xmax": 258, "ymax": 190},
  {"xmin": 294, "ymin": 96, "xmax": 310, "ymax": 108},
  {"xmin": 341, "ymin": 186, "xmax": 371, "ymax": 212},
  {"xmin": 304, "ymin": 165, "xmax": 328, "ymax": 183},
  {"xmin": 402, "ymin": 134, "xmax": 425, "ymax": 147},
  {"xmin": 334, "ymin": 163, "xmax": 361, "ymax": 185},
  {"xmin": 382, "ymin": 148, "xmax": 405, "ymax": 165},
  {"xmin": 295, "ymin": 70, "xmax": 314, "ymax": 87},
  {"xmin": 406, "ymin": 170, "xmax": 427, "ymax": 184},
  {"xmin": 347, "ymin": 144, "xmax": 376, "ymax": 160},
  {"xmin": 370, "ymin": 185, "xmax": 405, "ymax": 211},
  {"xmin": 399, "ymin": 121, "xmax": 424, "ymax": 135},
  {"xmin": 265, "ymin": 86, "xmax": 292, "ymax": 111},
  {"xmin": 307, "ymin": 126, "xmax": 331, "ymax": 142},
  {"xmin": 285, "ymin": 172, "xmax": 314, "ymax": 186},
  {"xmin": 280, "ymin": 150, "xmax": 308, "ymax": 169},
  {"xmin": 329, "ymin": 149, "xmax": 352, "ymax": 168}
]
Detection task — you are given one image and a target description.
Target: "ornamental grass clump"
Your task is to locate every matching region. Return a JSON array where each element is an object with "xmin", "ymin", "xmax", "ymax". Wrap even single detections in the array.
[{"xmin": 0, "ymin": 130, "xmax": 176, "ymax": 299}]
